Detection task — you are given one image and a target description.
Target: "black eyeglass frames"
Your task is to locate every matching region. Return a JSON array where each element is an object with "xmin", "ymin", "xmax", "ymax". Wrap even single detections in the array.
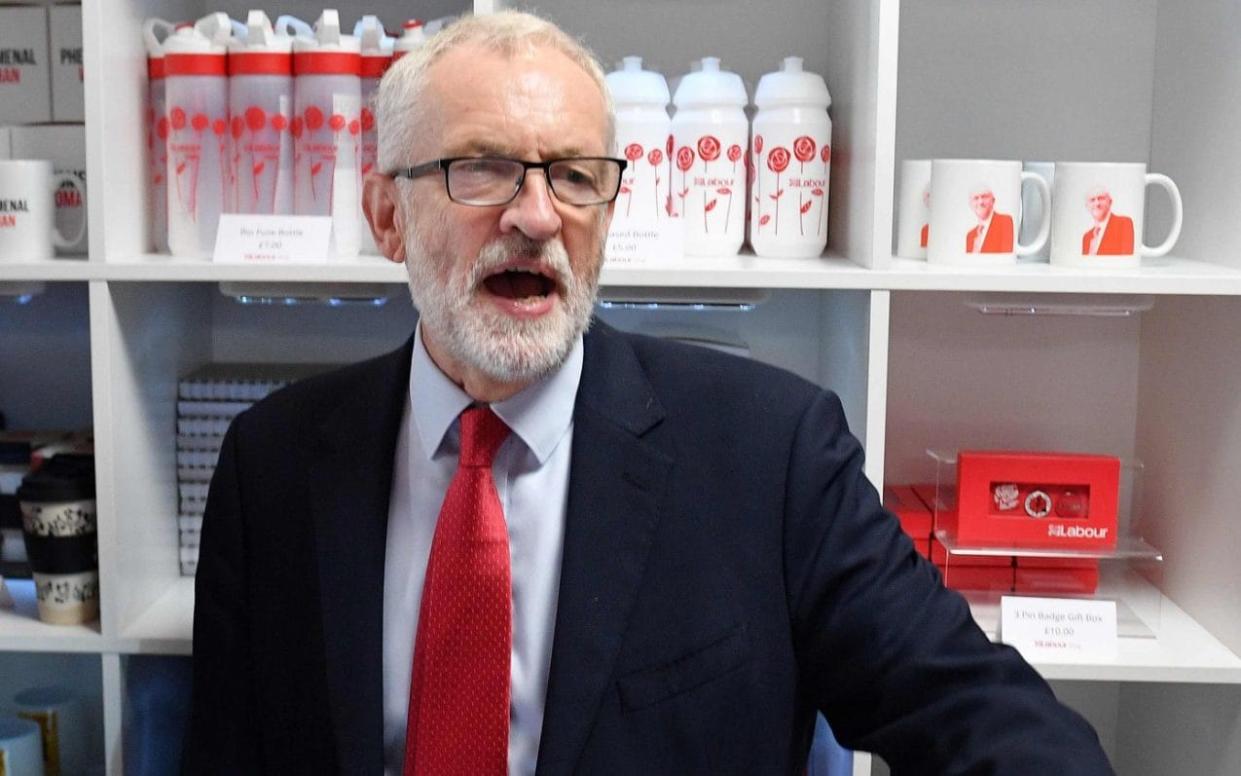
[{"xmin": 388, "ymin": 156, "xmax": 628, "ymax": 207}]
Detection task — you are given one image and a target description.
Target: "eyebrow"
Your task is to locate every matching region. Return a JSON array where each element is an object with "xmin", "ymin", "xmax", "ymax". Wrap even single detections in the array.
[{"xmin": 441, "ymin": 139, "xmax": 594, "ymax": 160}]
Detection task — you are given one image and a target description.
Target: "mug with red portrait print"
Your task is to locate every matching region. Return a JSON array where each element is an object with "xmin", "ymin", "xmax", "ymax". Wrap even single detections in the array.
[
  {"xmin": 750, "ymin": 57, "xmax": 832, "ymax": 258},
  {"xmin": 896, "ymin": 159, "xmax": 932, "ymax": 259},
  {"xmin": 927, "ymin": 159, "xmax": 1050, "ymax": 267},
  {"xmin": 1049, "ymin": 162, "xmax": 1183, "ymax": 270},
  {"xmin": 670, "ymin": 57, "xmax": 748, "ymax": 257}
]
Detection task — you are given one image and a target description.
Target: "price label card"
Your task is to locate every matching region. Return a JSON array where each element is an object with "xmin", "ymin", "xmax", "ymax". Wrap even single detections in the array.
[
  {"xmin": 1000, "ymin": 596, "xmax": 1118, "ymax": 662},
  {"xmin": 605, "ymin": 222, "xmax": 684, "ymax": 265},
  {"xmin": 213, "ymin": 215, "xmax": 333, "ymax": 264}
]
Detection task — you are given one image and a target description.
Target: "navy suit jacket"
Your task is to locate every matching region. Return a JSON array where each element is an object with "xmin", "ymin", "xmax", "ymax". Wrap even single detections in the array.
[{"xmin": 184, "ymin": 320, "xmax": 1113, "ymax": 774}]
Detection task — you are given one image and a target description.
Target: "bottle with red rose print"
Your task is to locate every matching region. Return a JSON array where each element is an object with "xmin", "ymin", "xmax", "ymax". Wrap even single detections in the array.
[
  {"xmin": 289, "ymin": 10, "xmax": 362, "ymax": 257},
  {"xmin": 354, "ymin": 15, "xmax": 393, "ymax": 254},
  {"xmin": 751, "ymin": 57, "xmax": 832, "ymax": 258},
  {"xmin": 142, "ymin": 17, "xmax": 174, "ymax": 252},
  {"xmin": 228, "ymin": 11, "xmax": 295, "ymax": 217},
  {"xmin": 671, "ymin": 57, "xmax": 748, "ymax": 256},
  {"xmin": 162, "ymin": 13, "xmax": 236, "ymax": 257},
  {"xmin": 604, "ymin": 56, "xmax": 672, "ymax": 261}
]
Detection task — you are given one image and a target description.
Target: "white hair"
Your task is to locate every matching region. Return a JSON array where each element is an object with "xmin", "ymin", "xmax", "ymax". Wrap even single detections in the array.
[{"xmin": 375, "ymin": 10, "xmax": 615, "ymax": 174}]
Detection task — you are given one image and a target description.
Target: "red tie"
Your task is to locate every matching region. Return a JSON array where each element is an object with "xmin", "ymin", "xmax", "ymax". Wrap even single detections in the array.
[{"xmin": 405, "ymin": 407, "xmax": 512, "ymax": 775}]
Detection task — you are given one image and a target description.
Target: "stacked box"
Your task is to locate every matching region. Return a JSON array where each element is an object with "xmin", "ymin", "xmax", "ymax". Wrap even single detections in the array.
[
  {"xmin": 931, "ymin": 536, "xmax": 1015, "ymax": 593},
  {"xmin": 175, "ymin": 363, "xmax": 334, "ymax": 575},
  {"xmin": 0, "ymin": 5, "xmax": 51, "ymax": 124}
]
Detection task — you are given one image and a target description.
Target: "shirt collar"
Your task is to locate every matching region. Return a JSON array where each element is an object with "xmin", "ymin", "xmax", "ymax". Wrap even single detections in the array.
[{"xmin": 409, "ymin": 321, "xmax": 583, "ymax": 465}]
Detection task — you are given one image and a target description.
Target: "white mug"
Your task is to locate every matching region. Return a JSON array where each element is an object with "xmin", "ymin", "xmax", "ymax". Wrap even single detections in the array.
[
  {"xmin": 15, "ymin": 686, "xmax": 86, "ymax": 776},
  {"xmin": 1050, "ymin": 162, "xmax": 1183, "ymax": 269},
  {"xmin": 0, "ymin": 716, "xmax": 45, "ymax": 776},
  {"xmin": 896, "ymin": 159, "xmax": 932, "ymax": 259},
  {"xmin": 928, "ymin": 159, "xmax": 1050, "ymax": 266},
  {"xmin": 1021, "ymin": 161, "xmax": 1055, "ymax": 260},
  {"xmin": 0, "ymin": 161, "xmax": 86, "ymax": 261}
]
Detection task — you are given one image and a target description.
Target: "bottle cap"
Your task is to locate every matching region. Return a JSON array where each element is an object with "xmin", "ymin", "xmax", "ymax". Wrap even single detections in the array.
[
  {"xmin": 606, "ymin": 56, "xmax": 670, "ymax": 108},
  {"xmin": 354, "ymin": 15, "xmax": 394, "ymax": 77},
  {"xmin": 754, "ymin": 56, "xmax": 831, "ymax": 109},
  {"xmin": 393, "ymin": 19, "xmax": 428, "ymax": 59},
  {"xmin": 672, "ymin": 57, "xmax": 747, "ymax": 109},
  {"xmin": 228, "ymin": 10, "xmax": 293, "ymax": 75},
  {"xmin": 292, "ymin": 9, "xmax": 361, "ymax": 75},
  {"xmin": 163, "ymin": 13, "xmax": 232, "ymax": 76}
]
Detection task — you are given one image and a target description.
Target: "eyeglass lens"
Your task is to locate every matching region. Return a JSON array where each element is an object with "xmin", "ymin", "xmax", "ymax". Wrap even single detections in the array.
[{"xmin": 447, "ymin": 158, "xmax": 621, "ymax": 206}]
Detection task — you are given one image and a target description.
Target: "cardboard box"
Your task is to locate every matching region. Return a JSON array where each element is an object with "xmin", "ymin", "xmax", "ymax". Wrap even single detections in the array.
[
  {"xmin": 953, "ymin": 451, "xmax": 1120, "ymax": 550},
  {"xmin": 0, "ymin": 5, "xmax": 51, "ymax": 124},
  {"xmin": 935, "ymin": 564, "xmax": 1014, "ymax": 593},
  {"xmin": 883, "ymin": 484, "xmax": 933, "ymax": 539},
  {"xmin": 49, "ymin": 3, "xmax": 82, "ymax": 122},
  {"xmin": 0, "ymin": 123, "xmax": 87, "ymax": 255},
  {"xmin": 931, "ymin": 537, "xmax": 1012, "ymax": 567}
]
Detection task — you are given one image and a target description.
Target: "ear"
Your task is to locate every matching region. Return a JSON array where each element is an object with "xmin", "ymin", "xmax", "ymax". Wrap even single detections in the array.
[{"xmin": 362, "ymin": 172, "xmax": 406, "ymax": 263}]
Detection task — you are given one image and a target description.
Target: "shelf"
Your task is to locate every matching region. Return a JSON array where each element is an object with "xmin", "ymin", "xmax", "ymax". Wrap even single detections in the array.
[
  {"xmin": 883, "ymin": 256, "xmax": 1241, "ymax": 295},
  {"xmin": 936, "ymin": 530, "xmax": 1164, "ymax": 562},
  {"xmin": 0, "ymin": 259, "xmax": 95, "ymax": 282},
  {"xmin": 114, "ymin": 577, "xmax": 193, "ymax": 656},
  {"xmin": 964, "ymin": 572, "xmax": 1241, "ymax": 684},
  {"xmin": 0, "ymin": 580, "xmax": 108, "ymax": 653}
]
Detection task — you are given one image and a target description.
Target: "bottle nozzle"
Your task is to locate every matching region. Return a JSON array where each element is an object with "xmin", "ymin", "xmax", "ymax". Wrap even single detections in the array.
[
  {"xmin": 701, "ymin": 57, "xmax": 721, "ymax": 72},
  {"xmin": 622, "ymin": 55, "xmax": 643, "ymax": 72},
  {"xmin": 783, "ymin": 56, "xmax": 804, "ymax": 72},
  {"xmin": 245, "ymin": 10, "xmax": 275, "ymax": 47},
  {"xmin": 314, "ymin": 9, "xmax": 342, "ymax": 45}
]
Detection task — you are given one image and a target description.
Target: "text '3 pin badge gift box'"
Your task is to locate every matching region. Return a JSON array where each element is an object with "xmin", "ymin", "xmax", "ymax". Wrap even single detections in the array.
[{"xmin": 948, "ymin": 451, "xmax": 1120, "ymax": 550}]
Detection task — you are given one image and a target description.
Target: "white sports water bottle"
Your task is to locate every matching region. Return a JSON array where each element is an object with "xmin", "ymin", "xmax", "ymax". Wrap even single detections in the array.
[
  {"xmin": 392, "ymin": 19, "xmax": 427, "ymax": 62},
  {"xmin": 751, "ymin": 57, "xmax": 833, "ymax": 258},
  {"xmin": 228, "ymin": 11, "xmax": 294, "ymax": 215},
  {"xmin": 163, "ymin": 13, "xmax": 235, "ymax": 257},
  {"xmin": 605, "ymin": 57, "xmax": 672, "ymax": 248},
  {"xmin": 290, "ymin": 9, "xmax": 361, "ymax": 258},
  {"xmin": 354, "ymin": 14, "xmax": 392, "ymax": 254},
  {"xmin": 670, "ymin": 57, "xmax": 748, "ymax": 256},
  {"xmin": 143, "ymin": 18, "xmax": 174, "ymax": 252}
]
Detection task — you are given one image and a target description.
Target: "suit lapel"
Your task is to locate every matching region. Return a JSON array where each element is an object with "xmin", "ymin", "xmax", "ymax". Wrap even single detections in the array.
[
  {"xmin": 309, "ymin": 338, "xmax": 413, "ymax": 775},
  {"xmin": 536, "ymin": 323, "xmax": 674, "ymax": 775}
]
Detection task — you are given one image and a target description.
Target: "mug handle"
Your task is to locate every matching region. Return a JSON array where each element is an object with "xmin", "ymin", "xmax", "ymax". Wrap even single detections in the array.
[
  {"xmin": 1016, "ymin": 171, "xmax": 1051, "ymax": 256},
  {"xmin": 49, "ymin": 172, "xmax": 87, "ymax": 251},
  {"xmin": 1142, "ymin": 173, "xmax": 1182, "ymax": 258}
]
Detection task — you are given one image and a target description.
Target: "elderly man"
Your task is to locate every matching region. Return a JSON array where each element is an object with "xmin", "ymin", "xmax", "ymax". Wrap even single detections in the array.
[
  {"xmin": 965, "ymin": 186, "xmax": 1014, "ymax": 253},
  {"xmin": 1083, "ymin": 187, "xmax": 1135, "ymax": 255},
  {"xmin": 183, "ymin": 11, "xmax": 1114, "ymax": 775}
]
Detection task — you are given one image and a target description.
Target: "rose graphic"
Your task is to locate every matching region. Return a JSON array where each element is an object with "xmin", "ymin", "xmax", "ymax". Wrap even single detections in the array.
[
  {"xmin": 666, "ymin": 134, "xmax": 674, "ymax": 156},
  {"xmin": 271, "ymin": 114, "xmax": 288, "ymax": 132},
  {"xmin": 157, "ymin": 117, "xmax": 169, "ymax": 140},
  {"xmin": 767, "ymin": 146, "xmax": 790, "ymax": 234},
  {"xmin": 821, "ymin": 144, "xmax": 831, "ymax": 164},
  {"xmin": 187, "ymin": 113, "xmax": 210, "ymax": 217},
  {"xmin": 647, "ymin": 148, "xmax": 663, "ymax": 219},
  {"xmin": 676, "ymin": 146, "xmax": 694, "ymax": 216},
  {"xmin": 211, "ymin": 118, "xmax": 231, "ymax": 209},
  {"xmin": 793, "ymin": 136, "xmax": 816, "ymax": 169},
  {"xmin": 621, "ymin": 144, "xmax": 644, "ymax": 217},
  {"xmin": 361, "ymin": 108, "xmax": 375, "ymax": 132},
  {"xmin": 305, "ymin": 106, "xmax": 324, "ymax": 132},
  {"xmin": 728, "ymin": 143, "xmax": 742, "ymax": 175},
  {"xmin": 290, "ymin": 116, "xmax": 303, "ymax": 138},
  {"xmin": 167, "ymin": 109, "xmax": 187, "ymax": 210},
  {"xmin": 813, "ymin": 187, "xmax": 826, "ymax": 236},
  {"xmin": 754, "ymin": 135, "xmax": 764, "ymax": 155},
  {"xmin": 698, "ymin": 135, "xmax": 720, "ymax": 164},
  {"xmin": 170, "ymin": 107, "xmax": 186, "ymax": 131},
  {"xmin": 625, "ymin": 143, "xmax": 644, "ymax": 162},
  {"xmin": 718, "ymin": 186, "xmax": 734, "ymax": 232}
]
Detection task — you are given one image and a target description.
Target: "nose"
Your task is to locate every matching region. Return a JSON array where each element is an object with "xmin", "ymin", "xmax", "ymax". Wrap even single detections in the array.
[{"xmin": 498, "ymin": 169, "xmax": 562, "ymax": 242}]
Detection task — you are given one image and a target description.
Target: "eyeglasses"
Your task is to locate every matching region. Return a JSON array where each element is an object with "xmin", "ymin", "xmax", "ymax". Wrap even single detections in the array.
[{"xmin": 388, "ymin": 156, "xmax": 628, "ymax": 207}]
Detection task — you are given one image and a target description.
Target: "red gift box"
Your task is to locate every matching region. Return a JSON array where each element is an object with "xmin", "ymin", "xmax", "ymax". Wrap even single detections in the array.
[
  {"xmin": 1014, "ymin": 566, "xmax": 1099, "ymax": 595},
  {"xmin": 931, "ymin": 537, "xmax": 1012, "ymax": 567},
  {"xmin": 951, "ymin": 451, "xmax": 1120, "ymax": 550},
  {"xmin": 935, "ymin": 563, "xmax": 1015, "ymax": 592},
  {"xmin": 883, "ymin": 485, "xmax": 933, "ymax": 540}
]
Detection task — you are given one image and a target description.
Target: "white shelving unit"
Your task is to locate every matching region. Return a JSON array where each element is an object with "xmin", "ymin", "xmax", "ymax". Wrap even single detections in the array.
[{"xmin": 2, "ymin": 0, "xmax": 1240, "ymax": 774}]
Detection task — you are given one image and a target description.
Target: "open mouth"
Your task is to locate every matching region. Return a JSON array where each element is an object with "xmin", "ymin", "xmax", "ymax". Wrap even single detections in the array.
[{"xmin": 482, "ymin": 268, "xmax": 557, "ymax": 303}]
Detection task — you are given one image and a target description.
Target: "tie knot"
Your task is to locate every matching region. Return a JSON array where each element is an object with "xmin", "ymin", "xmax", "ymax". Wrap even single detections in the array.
[{"xmin": 458, "ymin": 406, "xmax": 510, "ymax": 468}]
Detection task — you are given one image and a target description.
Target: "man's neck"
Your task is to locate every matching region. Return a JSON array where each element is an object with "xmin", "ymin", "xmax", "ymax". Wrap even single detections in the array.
[{"xmin": 421, "ymin": 330, "xmax": 533, "ymax": 403}]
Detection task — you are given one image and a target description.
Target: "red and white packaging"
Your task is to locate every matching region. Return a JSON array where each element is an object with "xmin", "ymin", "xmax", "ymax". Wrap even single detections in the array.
[
  {"xmin": 750, "ymin": 57, "xmax": 832, "ymax": 258},
  {"xmin": 951, "ymin": 451, "xmax": 1120, "ymax": 550},
  {"xmin": 163, "ymin": 13, "xmax": 236, "ymax": 257},
  {"xmin": 50, "ymin": 3, "xmax": 83, "ymax": 122},
  {"xmin": 0, "ymin": 123, "xmax": 87, "ymax": 256},
  {"xmin": 143, "ymin": 18, "xmax": 175, "ymax": 253},
  {"xmin": 670, "ymin": 57, "xmax": 748, "ymax": 257},
  {"xmin": 882, "ymin": 484, "xmax": 933, "ymax": 540},
  {"xmin": 354, "ymin": 14, "xmax": 392, "ymax": 254},
  {"xmin": 0, "ymin": 5, "xmax": 51, "ymax": 124},
  {"xmin": 229, "ymin": 11, "xmax": 295, "ymax": 215},
  {"xmin": 289, "ymin": 10, "xmax": 361, "ymax": 257}
]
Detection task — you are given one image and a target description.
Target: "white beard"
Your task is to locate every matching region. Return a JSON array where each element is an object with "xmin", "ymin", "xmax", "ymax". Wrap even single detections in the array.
[{"xmin": 402, "ymin": 218, "xmax": 603, "ymax": 385}]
